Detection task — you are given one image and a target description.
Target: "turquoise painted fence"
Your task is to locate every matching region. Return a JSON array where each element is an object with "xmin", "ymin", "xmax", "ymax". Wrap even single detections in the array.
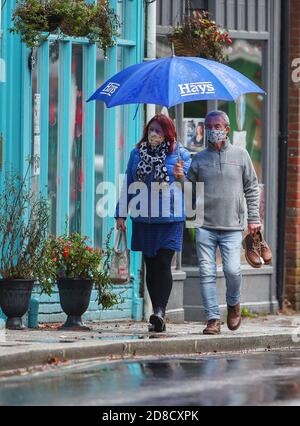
[{"xmin": 0, "ymin": 0, "xmax": 144, "ymax": 323}]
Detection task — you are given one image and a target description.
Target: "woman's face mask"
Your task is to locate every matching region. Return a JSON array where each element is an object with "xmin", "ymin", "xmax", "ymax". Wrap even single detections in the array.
[
  {"xmin": 206, "ymin": 128, "xmax": 227, "ymax": 144},
  {"xmin": 148, "ymin": 122, "xmax": 164, "ymax": 147},
  {"xmin": 148, "ymin": 131, "xmax": 164, "ymax": 146}
]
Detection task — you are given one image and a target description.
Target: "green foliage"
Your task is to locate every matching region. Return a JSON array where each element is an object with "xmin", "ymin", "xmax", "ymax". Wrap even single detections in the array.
[
  {"xmin": 241, "ymin": 306, "xmax": 258, "ymax": 319},
  {"xmin": 169, "ymin": 10, "xmax": 232, "ymax": 63},
  {"xmin": 39, "ymin": 228, "xmax": 121, "ymax": 309},
  {"xmin": 0, "ymin": 156, "xmax": 50, "ymax": 282},
  {"xmin": 10, "ymin": 0, "xmax": 120, "ymax": 56}
]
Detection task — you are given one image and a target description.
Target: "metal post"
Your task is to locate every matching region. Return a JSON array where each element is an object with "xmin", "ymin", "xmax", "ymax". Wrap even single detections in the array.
[
  {"xmin": 145, "ymin": 0, "xmax": 156, "ymax": 123},
  {"xmin": 276, "ymin": 0, "xmax": 290, "ymax": 310},
  {"xmin": 175, "ymin": 103, "xmax": 184, "ymax": 270}
]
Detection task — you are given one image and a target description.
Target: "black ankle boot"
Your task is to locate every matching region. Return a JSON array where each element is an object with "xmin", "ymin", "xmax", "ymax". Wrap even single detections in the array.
[{"xmin": 148, "ymin": 307, "xmax": 166, "ymax": 332}]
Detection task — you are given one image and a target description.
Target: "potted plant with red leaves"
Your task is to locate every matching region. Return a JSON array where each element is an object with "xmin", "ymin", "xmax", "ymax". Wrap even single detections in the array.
[
  {"xmin": 41, "ymin": 228, "xmax": 120, "ymax": 330},
  {"xmin": 0, "ymin": 156, "xmax": 50, "ymax": 330},
  {"xmin": 169, "ymin": 10, "xmax": 232, "ymax": 62}
]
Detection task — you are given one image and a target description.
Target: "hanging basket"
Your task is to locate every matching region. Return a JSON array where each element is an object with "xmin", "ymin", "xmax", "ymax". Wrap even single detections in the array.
[
  {"xmin": 169, "ymin": 36, "xmax": 210, "ymax": 59},
  {"xmin": 168, "ymin": 11, "xmax": 232, "ymax": 63},
  {"xmin": 10, "ymin": 0, "xmax": 120, "ymax": 56}
]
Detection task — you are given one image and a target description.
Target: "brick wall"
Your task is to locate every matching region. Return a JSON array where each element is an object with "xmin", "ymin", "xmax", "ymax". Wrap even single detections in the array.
[{"xmin": 286, "ymin": 0, "xmax": 300, "ymax": 309}]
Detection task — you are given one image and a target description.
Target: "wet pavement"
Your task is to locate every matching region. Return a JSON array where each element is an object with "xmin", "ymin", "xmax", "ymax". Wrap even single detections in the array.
[
  {"xmin": 1, "ymin": 315, "xmax": 300, "ymax": 374},
  {"xmin": 1, "ymin": 349, "xmax": 300, "ymax": 405}
]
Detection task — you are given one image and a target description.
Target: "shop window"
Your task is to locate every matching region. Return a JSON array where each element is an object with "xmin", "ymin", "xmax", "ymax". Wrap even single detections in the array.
[
  {"xmin": 69, "ymin": 44, "xmax": 83, "ymax": 234},
  {"xmin": 115, "ymin": 47, "xmax": 123, "ymax": 195},
  {"xmin": 117, "ymin": 0, "xmax": 124, "ymax": 38},
  {"xmin": 182, "ymin": 39, "xmax": 266, "ymax": 268},
  {"xmin": 48, "ymin": 41, "xmax": 59, "ymax": 235},
  {"xmin": 31, "ymin": 53, "xmax": 38, "ymax": 193},
  {"xmin": 156, "ymin": 35, "xmax": 174, "ymax": 58},
  {"xmin": 218, "ymin": 39, "xmax": 265, "ymax": 265},
  {"xmin": 218, "ymin": 39, "xmax": 265, "ymax": 182},
  {"xmin": 94, "ymin": 48, "xmax": 105, "ymax": 248}
]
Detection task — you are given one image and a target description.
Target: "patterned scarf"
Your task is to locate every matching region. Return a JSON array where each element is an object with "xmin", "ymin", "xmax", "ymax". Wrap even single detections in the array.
[{"xmin": 136, "ymin": 141, "xmax": 171, "ymax": 183}]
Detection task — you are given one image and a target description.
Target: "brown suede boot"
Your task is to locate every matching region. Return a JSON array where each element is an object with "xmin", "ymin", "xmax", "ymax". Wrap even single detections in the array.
[
  {"xmin": 255, "ymin": 231, "xmax": 272, "ymax": 265},
  {"xmin": 227, "ymin": 303, "xmax": 242, "ymax": 331},
  {"xmin": 242, "ymin": 231, "xmax": 272, "ymax": 268},
  {"xmin": 203, "ymin": 319, "xmax": 221, "ymax": 335},
  {"xmin": 242, "ymin": 233, "xmax": 263, "ymax": 268}
]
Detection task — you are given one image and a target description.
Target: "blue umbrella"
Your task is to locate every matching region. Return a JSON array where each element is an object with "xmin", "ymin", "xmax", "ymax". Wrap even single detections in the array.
[
  {"xmin": 87, "ymin": 56, "xmax": 265, "ymax": 160},
  {"xmin": 87, "ymin": 56, "xmax": 265, "ymax": 107}
]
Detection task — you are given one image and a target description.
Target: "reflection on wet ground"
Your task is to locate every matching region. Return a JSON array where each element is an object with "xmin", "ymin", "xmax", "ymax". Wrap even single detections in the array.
[{"xmin": 1, "ymin": 349, "xmax": 300, "ymax": 406}]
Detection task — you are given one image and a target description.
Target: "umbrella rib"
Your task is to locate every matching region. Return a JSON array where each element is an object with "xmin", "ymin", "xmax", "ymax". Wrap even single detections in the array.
[{"xmin": 109, "ymin": 59, "xmax": 169, "ymax": 107}]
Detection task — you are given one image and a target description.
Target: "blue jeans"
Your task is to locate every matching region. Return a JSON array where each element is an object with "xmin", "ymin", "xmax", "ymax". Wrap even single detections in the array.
[{"xmin": 195, "ymin": 228, "xmax": 243, "ymax": 321}]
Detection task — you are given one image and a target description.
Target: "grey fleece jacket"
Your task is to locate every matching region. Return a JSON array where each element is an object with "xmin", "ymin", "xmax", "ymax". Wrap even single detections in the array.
[{"xmin": 180, "ymin": 138, "xmax": 260, "ymax": 230}]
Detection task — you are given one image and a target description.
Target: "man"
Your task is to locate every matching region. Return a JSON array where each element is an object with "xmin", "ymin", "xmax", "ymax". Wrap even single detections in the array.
[{"xmin": 174, "ymin": 110, "xmax": 261, "ymax": 335}]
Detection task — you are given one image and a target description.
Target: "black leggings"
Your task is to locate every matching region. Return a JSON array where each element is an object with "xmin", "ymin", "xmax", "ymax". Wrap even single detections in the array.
[{"xmin": 144, "ymin": 249, "xmax": 175, "ymax": 310}]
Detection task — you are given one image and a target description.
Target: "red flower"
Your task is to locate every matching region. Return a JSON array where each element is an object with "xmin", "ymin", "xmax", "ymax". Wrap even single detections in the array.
[
  {"xmin": 86, "ymin": 246, "xmax": 93, "ymax": 254},
  {"xmin": 256, "ymin": 118, "xmax": 262, "ymax": 126},
  {"xmin": 63, "ymin": 246, "xmax": 69, "ymax": 258},
  {"xmin": 52, "ymin": 257, "xmax": 57, "ymax": 262},
  {"xmin": 227, "ymin": 38, "xmax": 233, "ymax": 45}
]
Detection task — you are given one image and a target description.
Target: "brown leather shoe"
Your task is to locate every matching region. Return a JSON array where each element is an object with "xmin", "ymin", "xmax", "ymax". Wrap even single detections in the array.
[
  {"xmin": 227, "ymin": 303, "xmax": 242, "ymax": 331},
  {"xmin": 203, "ymin": 319, "xmax": 221, "ymax": 335},
  {"xmin": 255, "ymin": 231, "xmax": 272, "ymax": 264},
  {"xmin": 242, "ymin": 233, "xmax": 263, "ymax": 268}
]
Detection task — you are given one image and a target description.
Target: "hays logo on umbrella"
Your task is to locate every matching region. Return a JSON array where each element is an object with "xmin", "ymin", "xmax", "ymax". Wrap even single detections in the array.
[
  {"xmin": 178, "ymin": 82, "xmax": 215, "ymax": 97},
  {"xmin": 100, "ymin": 82, "xmax": 120, "ymax": 97}
]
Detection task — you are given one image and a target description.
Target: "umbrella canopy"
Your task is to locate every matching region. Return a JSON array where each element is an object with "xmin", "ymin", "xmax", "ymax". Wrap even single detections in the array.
[{"xmin": 87, "ymin": 56, "xmax": 265, "ymax": 108}]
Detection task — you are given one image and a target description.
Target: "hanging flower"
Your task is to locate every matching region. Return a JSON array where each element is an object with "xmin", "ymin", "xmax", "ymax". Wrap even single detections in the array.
[
  {"xmin": 169, "ymin": 10, "xmax": 230, "ymax": 63},
  {"xmin": 10, "ymin": 0, "xmax": 120, "ymax": 56}
]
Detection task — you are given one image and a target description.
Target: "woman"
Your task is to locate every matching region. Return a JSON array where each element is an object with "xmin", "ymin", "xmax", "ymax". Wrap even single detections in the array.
[
  {"xmin": 115, "ymin": 114, "xmax": 191, "ymax": 332},
  {"xmin": 190, "ymin": 121, "xmax": 205, "ymax": 151}
]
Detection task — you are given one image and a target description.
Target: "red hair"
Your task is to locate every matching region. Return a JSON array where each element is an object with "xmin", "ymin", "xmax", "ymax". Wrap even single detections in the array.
[{"xmin": 137, "ymin": 113, "xmax": 176, "ymax": 153}]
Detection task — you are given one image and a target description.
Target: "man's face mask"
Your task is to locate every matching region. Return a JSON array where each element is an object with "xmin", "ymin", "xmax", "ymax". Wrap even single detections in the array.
[
  {"xmin": 206, "ymin": 129, "xmax": 227, "ymax": 144},
  {"xmin": 148, "ymin": 130, "xmax": 164, "ymax": 147}
]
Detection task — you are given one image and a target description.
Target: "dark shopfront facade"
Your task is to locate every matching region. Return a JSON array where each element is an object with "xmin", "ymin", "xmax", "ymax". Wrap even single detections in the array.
[{"xmin": 156, "ymin": 0, "xmax": 281, "ymax": 320}]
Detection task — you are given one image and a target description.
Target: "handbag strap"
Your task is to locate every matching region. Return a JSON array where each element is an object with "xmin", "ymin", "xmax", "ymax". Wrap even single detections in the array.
[{"xmin": 114, "ymin": 229, "xmax": 128, "ymax": 250}]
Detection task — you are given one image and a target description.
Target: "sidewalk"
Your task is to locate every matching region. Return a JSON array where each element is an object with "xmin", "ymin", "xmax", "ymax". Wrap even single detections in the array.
[{"xmin": 1, "ymin": 314, "xmax": 300, "ymax": 373}]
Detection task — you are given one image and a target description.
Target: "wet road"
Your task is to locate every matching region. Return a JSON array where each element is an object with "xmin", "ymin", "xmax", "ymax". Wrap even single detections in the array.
[{"xmin": 1, "ymin": 349, "xmax": 300, "ymax": 406}]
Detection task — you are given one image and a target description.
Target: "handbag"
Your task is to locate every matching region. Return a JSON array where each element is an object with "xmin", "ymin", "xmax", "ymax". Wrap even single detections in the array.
[{"xmin": 110, "ymin": 229, "xmax": 130, "ymax": 284}]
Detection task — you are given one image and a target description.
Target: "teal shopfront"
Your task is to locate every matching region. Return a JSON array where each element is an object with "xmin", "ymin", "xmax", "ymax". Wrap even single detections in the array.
[{"xmin": 0, "ymin": 0, "xmax": 145, "ymax": 322}]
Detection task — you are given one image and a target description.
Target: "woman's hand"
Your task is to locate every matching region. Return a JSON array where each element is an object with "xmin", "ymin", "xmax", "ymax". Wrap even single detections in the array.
[
  {"xmin": 116, "ymin": 218, "xmax": 126, "ymax": 231},
  {"xmin": 173, "ymin": 160, "xmax": 184, "ymax": 180}
]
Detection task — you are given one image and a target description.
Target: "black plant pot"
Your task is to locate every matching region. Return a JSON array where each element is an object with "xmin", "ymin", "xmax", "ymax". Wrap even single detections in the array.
[
  {"xmin": 0, "ymin": 279, "xmax": 34, "ymax": 330},
  {"xmin": 57, "ymin": 278, "xmax": 93, "ymax": 331}
]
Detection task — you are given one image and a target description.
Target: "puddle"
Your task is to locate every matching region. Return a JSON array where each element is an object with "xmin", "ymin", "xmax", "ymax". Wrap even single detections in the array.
[{"xmin": 1, "ymin": 349, "xmax": 300, "ymax": 405}]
